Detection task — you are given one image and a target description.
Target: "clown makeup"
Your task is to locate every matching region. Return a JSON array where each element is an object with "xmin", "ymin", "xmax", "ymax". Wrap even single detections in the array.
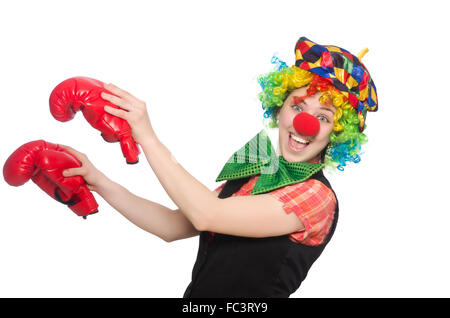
[{"xmin": 276, "ymin": 86, "xmax": 336, "ymax": 163}]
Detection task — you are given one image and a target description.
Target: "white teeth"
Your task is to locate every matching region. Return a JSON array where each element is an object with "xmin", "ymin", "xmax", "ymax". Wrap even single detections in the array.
[{"xmin": 290, "ymin": 133, "xmax": 309, "ymax": 144}]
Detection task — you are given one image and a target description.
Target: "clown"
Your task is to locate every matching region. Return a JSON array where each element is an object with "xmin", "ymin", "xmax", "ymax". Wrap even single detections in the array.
[
  {"xmin": 260, "ymin": 37, "xmax": 377, "ymax": 171},
  {"xmin": 60, "ymin": 36, "xmax": 378, "ymax": 297}
]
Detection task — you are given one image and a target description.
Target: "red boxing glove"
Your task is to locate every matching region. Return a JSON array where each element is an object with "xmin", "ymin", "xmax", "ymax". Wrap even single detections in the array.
[
  {"xmin": 49, "ymin": 76, "xmax": 140, "ymax": 164},
  {"xmin": 3, "ymin": 140, "xmax": 99, "ymax": 218}
]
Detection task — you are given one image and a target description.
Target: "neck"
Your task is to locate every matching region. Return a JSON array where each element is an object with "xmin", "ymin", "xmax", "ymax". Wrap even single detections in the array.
[{"xmin": 307, "ymin": 155, "xmax": 321, "ymax": 163}]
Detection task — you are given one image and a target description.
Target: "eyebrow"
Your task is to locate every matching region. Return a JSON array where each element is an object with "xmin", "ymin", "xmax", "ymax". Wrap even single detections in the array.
[
  {"xmin": 292, "ymin": 96, "xmax": 336, "ymax": 115},
  {"xmin": 320, "ymin": 107, "xmax": 336, "ymax": 115}
]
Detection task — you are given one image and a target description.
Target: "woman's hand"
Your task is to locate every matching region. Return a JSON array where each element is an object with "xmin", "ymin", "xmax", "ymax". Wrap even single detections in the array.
[
  {"xmin": 101, "ymin": 83, "xmax": 156, "ymax": 145},
  {"xmin": 60, "ymin": 145, "xmax": 108, "ymax": 192}
]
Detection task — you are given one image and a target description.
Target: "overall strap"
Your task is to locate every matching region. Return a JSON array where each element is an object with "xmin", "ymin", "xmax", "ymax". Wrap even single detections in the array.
[{"xmin": 218, "ymin": 177, "xmax": 251, "ymax": 199}]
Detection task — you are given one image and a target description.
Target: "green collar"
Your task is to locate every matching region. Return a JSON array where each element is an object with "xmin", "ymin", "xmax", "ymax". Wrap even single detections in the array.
[{"xmin": 216, "ymin": 129, "xmax": 324, "ymax": 195}]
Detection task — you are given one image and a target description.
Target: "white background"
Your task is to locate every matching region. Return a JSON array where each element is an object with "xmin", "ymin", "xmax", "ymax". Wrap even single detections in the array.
[{"xmin": 1, "ymin": 0, "xmax": 449, "ymax": 298}]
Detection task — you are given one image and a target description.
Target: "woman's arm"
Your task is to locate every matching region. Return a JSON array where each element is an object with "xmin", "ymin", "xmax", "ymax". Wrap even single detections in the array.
[
  {"xmin": 102, "ymin": 83, "xmax": 306, "ymax": 238},
  {"xmin": 95, "ymin": 177, "xmax": 200, "ymax": 242},
  {"xmin": 60, "ymin": 145, "xmax": 209, "ymax": 242},
  {"xmin": 139, "ymin": 137, "xmax": 305, "ymax": 237}
]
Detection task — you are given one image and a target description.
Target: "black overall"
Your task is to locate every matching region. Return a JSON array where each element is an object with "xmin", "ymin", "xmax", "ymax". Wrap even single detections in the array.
[{"xmin": 183, "ymin": 170, "xmax": 339, "ymax": 298}]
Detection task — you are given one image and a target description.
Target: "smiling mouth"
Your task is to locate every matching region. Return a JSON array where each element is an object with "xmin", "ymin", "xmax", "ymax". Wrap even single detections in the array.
[
  {"xmin": 290, "ymin": 133, "xmax": 310, "ymax": 144},
  {"xmin": 288, "ymin": 132, "xmax": 310, "ymax": 152}
]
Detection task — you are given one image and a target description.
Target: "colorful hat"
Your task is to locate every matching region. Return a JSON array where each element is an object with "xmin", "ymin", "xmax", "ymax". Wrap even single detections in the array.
[{"xmin": 294, "ymin": 37, "xmax": 378, "ymax": 131}]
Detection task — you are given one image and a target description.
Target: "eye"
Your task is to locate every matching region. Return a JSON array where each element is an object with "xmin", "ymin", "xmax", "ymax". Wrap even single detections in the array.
[
  {"xmin": 292, "ymin": 104, "xmax": 303, "ymax": 112},
  {"xmin": 317, "ymin": 115, "xmax": 329, "ymax": 122}
]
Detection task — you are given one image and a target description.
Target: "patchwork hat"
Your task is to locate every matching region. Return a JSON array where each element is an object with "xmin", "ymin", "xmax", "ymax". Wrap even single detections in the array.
[{"xmin": 295, "ymin": 36, "xmax": 378, "ymax": 131}]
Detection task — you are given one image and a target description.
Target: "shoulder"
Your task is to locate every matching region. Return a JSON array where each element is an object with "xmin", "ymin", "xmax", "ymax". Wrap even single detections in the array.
[
  {"xmin": 268, "ymin": 178, "xmax": 336, "ymax": 232},
  {"xmin": 268, "ymin": 178, "xmax": 337, "ymax": 245}
]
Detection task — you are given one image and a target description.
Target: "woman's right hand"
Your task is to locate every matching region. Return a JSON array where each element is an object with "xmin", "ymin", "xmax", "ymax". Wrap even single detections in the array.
[{"xmin": 60, "ymin": 145, "xmax": 108, "ymax": 192}]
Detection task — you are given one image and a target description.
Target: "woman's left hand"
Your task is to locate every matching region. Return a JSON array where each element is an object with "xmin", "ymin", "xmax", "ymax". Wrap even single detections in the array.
[{"xmin": 101, "ymin": 83, "xmax": 155, "ymax": 145}]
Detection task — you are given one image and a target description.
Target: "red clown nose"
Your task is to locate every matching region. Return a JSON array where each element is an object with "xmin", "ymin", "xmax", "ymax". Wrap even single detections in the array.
[{"xmin": 293, "ymin": 112, "xmax": 320, "ymax": 136}]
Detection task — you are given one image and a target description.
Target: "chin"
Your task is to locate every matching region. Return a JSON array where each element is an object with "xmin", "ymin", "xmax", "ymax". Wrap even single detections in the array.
[
  {"xmin": 284, "ymin": 153, "xmax": 309, "ymax": 162},
  {"xmin": 281, "ymin": 148, "xmax": 308, "ymax": 162},
  {"xmin": 281, "ymin": 143, "xmax": 323, "ymax": 163},
  {"xmin": 280, "ymin": 141, "xmax": 309, "ymax": 163}
]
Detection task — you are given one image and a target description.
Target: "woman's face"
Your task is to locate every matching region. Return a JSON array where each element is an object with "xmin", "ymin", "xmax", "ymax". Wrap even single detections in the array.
[{"xmin": 276, "ymin": 86, "xmax": 336, "ymax": 163}]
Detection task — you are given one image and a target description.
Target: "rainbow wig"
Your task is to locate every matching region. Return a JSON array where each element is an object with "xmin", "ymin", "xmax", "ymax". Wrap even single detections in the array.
[{"xmin": 257, "ymin": 56, "xmax": 368, "ymax": 171}]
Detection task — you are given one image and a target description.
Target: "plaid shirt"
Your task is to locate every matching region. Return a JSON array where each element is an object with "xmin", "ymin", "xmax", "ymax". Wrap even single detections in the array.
[{"xmin": 214, "ymin": 174, "xmax": 337, "ymax": 246}]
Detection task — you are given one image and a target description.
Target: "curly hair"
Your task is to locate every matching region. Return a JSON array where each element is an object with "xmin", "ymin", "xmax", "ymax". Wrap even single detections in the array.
[{"xmin": 257, "ymin": 57, "xmax": 368, "ymax": 171}]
